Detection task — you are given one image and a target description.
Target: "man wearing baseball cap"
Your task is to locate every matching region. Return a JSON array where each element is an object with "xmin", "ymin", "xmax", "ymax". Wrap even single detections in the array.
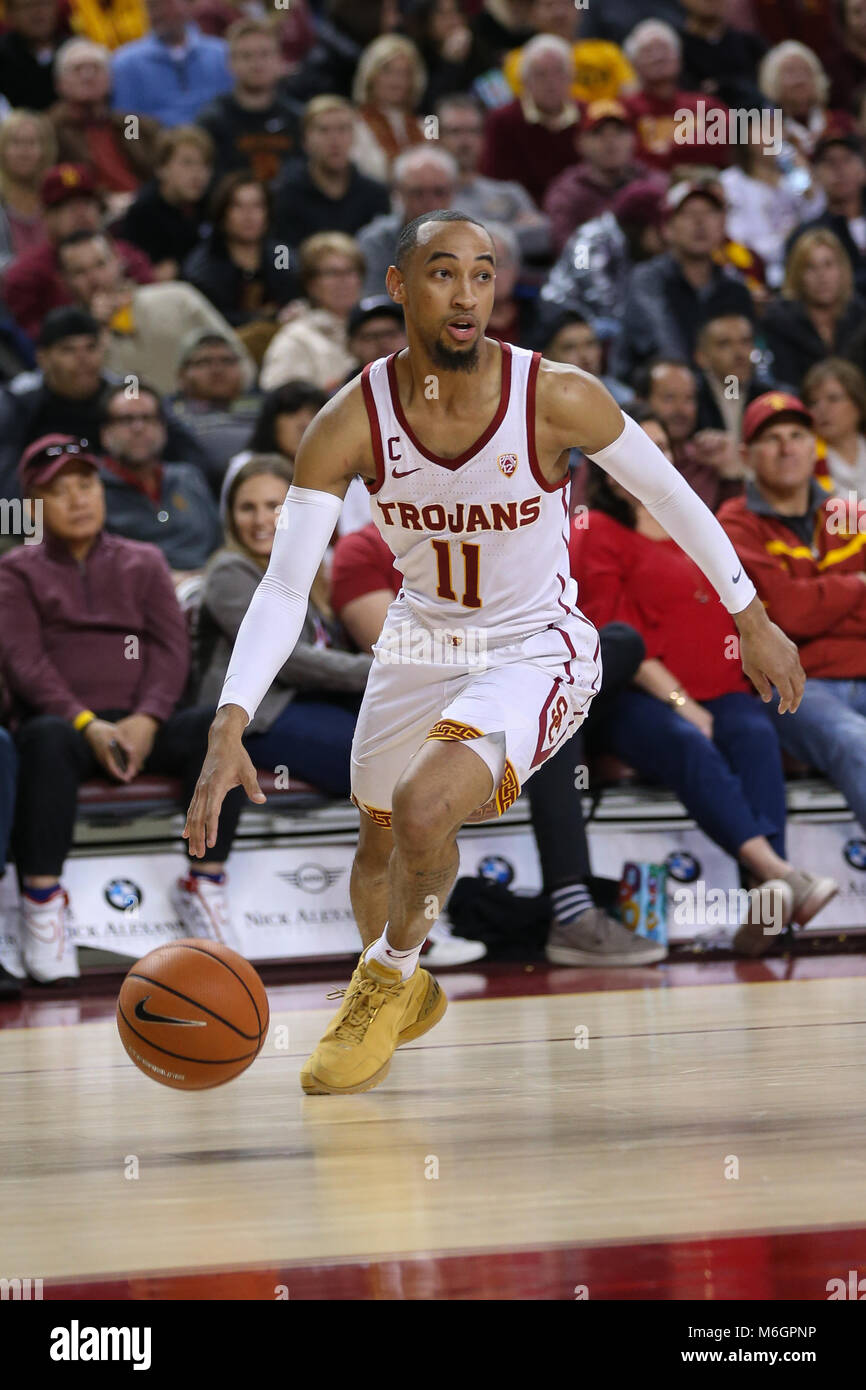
[
  {"xmin": 786, "ymin": 121, "xmax": 866, "ymax": 297},
  {"xmin": 611, "ymin": 178, "xmax": 756, "ymax": 379},
  {"xmin": 543, "ymin": 100, "xmax": 659, "ymax": 255},
  {"xmin": 171, "ymin": 329, "xmax": 261, "ymax": 487},
  {"xmin": 346, "ymin": 298, "xmax": 406, "ymax": 374},
  {"xmin": 0, "ymin": 306, "xmax": 211, "ymax": 503},
  {"xmin": 719, "ymin": 391, "xmax": 866, "ymax": 858},
  {"xmin": 4, "ymin": 163, "xmax": 154, "ymax": 342},
  {"xmin": 0, "ymin": 433, "xmax": 245, "ymax": 981}
]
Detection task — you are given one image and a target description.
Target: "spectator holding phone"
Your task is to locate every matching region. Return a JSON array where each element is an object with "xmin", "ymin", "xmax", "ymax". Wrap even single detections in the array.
[{"xmin": 0, "ymin": 435, "xmax": 246, "ymax": 981}]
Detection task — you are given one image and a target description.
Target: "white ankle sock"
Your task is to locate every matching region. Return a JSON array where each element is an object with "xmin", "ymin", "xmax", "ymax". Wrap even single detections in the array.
[{"xmin": 365, "ymin": 925, "xmax": 422, "ymax": 981}]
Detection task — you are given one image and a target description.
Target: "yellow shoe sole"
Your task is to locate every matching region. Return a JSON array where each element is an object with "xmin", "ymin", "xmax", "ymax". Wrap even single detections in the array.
[
  {"xmin": 300, "ymin": 972, "xmax": 448, "ymax": 1095},
  {"xmin": 300, "ymin": 1057, "xmax": 393, "ymax": 1095}
]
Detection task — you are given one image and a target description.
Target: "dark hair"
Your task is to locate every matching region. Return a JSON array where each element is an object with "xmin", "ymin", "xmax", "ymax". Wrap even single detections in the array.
[
  {"xmin": 586, "ymin": 460, "xmax": 635, "ymax": 528},
  {"xmin": 695, "ymin": 310, "xmax": 755, "ymax": 347},
  {"xmin": 403, "ymin": 0, "xmax": 469, "ymax": 56},
  {"xmin": 434, "ymin": 91, "xmax": 484, "ymax": 123},
  {"xmin": 631, "ymin": 356, "xmax": 695, "ymax": 400},
  {"xmin": 209, "ymin": 171, "xmax": 273, "ymax": 251},
  {"xmin": 625, "ymin": 402, "xmax": 673, "ymax": 441},
  {"xmin": 538, "ymin": 307, "xmax": 592, "ymax": 354},
  {"xmin": 801, "ymin": 355, "xmax": 866, "ymax": 431},
  {"xmin": 394, "ymin": 208, "xmax": 490, "ymax": 270},
  {"xmin": 247, "ymin": 381, "xmax": 328, "ymax": 452},
  {"xmin": 101, "ymin": 380, "xmax": 163, "ymax": 424},
  {"xmin": 38, "ymin": 305, "xmax": 101, "ymax": 348},
  {"xmin": 56, "ymin": 227, "xmax": 111, "ymax": 262},
  {"xmin": 224, "ymin": 454, "xmax": 295, "ymax": 551}
]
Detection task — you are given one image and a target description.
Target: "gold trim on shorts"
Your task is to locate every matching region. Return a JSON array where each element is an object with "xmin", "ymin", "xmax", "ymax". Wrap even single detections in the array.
[
  {"xmin": 425, "ymin": 718, "xmax": 521, "ymax": 818},
  {"xmin": 351, "ymin": 793, "xmax": 393, "ymax": 827}
]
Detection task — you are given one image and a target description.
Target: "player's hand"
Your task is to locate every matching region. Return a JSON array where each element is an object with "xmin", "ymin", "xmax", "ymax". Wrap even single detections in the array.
[
  {"xmin": 183, "ymin": 707, "xmax": 266, "ymax": 857},
  {"xmin": 735, "ymin": 600, "xmax": 805, "ymax": 713}
]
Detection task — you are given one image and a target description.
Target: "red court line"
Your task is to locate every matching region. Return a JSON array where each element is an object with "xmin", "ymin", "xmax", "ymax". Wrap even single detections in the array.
[
  {"xmin": 3, "ymin": 952, "xmax": 866, "ymax": 1029},
  {"xmin": 42, "ymin": 1225, "xmax": 866, "ymax": 1300}
]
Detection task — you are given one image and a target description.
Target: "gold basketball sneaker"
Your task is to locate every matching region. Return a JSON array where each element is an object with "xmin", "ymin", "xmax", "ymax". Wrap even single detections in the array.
[{"xmin": 300, "ymin": 949, "xmax": 447, "ymax": 1095}]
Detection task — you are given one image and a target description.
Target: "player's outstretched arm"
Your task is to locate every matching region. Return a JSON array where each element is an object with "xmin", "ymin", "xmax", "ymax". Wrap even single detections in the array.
[
  {"xmin": 183, "ymin": 384, "xmax": 372, "ymax": 857},
  {"xmin": 539, "ymin": 366, "xmax": 806, "ymax": 715}
]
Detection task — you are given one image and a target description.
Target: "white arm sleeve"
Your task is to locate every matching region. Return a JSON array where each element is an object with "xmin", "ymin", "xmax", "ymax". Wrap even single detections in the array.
[
  {"xmin": 585, "ymin": 415, "xmax": 757, "ymax": 615},
  {"xmin": 218, "ymin": 484, "xmax": 344, "ymax": 724}
]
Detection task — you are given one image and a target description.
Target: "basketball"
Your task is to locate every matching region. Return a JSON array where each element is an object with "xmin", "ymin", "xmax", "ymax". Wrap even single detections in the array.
[{"xmin": 116, "ymin": 940, "xmax": 270, "ymax": 1090}]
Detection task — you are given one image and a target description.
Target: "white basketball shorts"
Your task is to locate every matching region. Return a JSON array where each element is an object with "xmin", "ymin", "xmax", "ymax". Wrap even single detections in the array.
[{"xmin": 350, "ymin": 593, "xmax": 602, "ymax": 827}]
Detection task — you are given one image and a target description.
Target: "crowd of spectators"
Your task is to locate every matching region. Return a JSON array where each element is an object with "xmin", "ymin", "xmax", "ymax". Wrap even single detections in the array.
[{"xmin": 1, "ymin": 0, "xmax": 865, "ymax": 985}]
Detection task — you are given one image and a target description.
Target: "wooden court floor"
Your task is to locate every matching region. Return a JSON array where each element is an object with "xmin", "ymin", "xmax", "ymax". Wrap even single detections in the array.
[{"xmin": 1, "ymin": 960, "xmax": 865, "ymax": 1300}]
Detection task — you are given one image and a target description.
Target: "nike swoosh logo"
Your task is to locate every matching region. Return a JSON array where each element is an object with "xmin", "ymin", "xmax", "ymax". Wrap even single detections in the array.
[
  {"xmin": 392, "ymin": 467, "xmax": 421, "ymax": 478},
  {"xmin": 134, "ymin": 996, "xmax": 206, "ymax": 1027},
  {"xmin": 732, "ymin": 568, "xmax": 742, "ymax": 582}
]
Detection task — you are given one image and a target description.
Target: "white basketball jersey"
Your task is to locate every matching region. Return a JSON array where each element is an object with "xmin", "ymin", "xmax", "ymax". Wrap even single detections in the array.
[{"xmin": 360, "ymin": 342, "xmax": 581, "ymax": 644}]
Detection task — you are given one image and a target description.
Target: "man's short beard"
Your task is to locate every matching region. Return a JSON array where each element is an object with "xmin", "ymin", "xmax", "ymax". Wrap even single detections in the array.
[{"xmin": 429, "ymin": 336, "xmax": 480, "ymax": 373}]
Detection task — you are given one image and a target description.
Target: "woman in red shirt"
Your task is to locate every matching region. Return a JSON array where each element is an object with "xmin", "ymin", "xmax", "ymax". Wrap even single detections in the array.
[{"xmin": 570, "ymin": 406, "xmax": 836, "ymax": 942}]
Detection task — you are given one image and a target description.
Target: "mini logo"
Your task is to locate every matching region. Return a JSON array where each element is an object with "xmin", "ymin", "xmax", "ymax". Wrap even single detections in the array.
[
  {"xmin": 665, "ymin": 851, "xmax": 700, "ymax": 883},
  {"xmin": 104, "ymin": 878, "xmax": 142, "ymax": 911},
  {"xmin": 732, "ymin": 568, "xmax": 742, "ymax": 582},
  {"xmin": 392, "ymin": 466, "xmax": 421, "ymax": 478},
  {"xmin": 497, "ymin": 453, "xmax": 518, "ymax": 477},
  {"xmin": 278, "ymin": 863, "xmax": 344, "ymax": 894},
  {"xmin": 477, "ymin": 855, "xmax": 514, "ymax": 886},
  {"xmin": 844, "ymin": 837, "xmax": 866, "ymax": 870},
  {"xmin": 133, "ymin": 997, "xmax": 206, "ymax": 1027}
]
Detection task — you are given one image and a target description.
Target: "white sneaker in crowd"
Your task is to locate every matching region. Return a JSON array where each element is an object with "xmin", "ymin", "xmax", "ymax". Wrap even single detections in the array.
[
  {"xmin": 781, "ymin": 868, "xmax": 839, "ymax": 927},
  {"xmin": 421, "ymin": 916, "xmax": 487, "ymax": 966},
  {"xmin": 170, "ymin": 873, "xmax": 240, "ymax": 951},
  {"xmin": 20, "ymin": 887, "xmax": 80, "ymax": 983}
]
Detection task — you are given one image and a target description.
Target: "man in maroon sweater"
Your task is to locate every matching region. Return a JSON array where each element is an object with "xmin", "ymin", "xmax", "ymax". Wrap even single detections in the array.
[
  {"xmin": 622, "ymin": 19, "xmax": 731, "ymax": 173},
  {"xmin": 4, "ymin": 164, "xmax": 154, "ymax": 344},
  {"xmin": 0, "ymin": 435, "xmax": 243, "ymax": 982},
  {"xmin": 543, "ymin": 100, "xmax": 654, "ymax": 255},
  {"xmin": 480, "ymin": 33, "xmax": 583, "ymax": 206}
]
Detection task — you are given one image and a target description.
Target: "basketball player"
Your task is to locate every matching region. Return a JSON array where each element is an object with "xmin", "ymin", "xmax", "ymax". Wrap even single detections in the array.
[{"xmin": 183, "ymin": 211, "xmax": 804, "ymax": 1096}]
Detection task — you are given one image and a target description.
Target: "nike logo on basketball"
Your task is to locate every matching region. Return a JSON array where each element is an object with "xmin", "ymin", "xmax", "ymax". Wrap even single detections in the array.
[
  {"xmin": 392, "ymin": 467, "xmax": 421, "ymax": 478},
  {"xmin": 732, "ymin": 568, "xmax": 742, "ymax": 582},
  {"xmin": 134, "ymin": 997, "xmax": 206, "ymax": 1026}
]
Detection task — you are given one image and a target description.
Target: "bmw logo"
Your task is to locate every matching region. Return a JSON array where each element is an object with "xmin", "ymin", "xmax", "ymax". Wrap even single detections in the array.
[
  {"xmin": 844, "ymin": 838, "xmax": 866, "ymax": 870},
  {"xmin": 477, "ymin": 855, "xmax": 514, "ymax": 886},
  {"xmin": 104, "ymin": 878, "xmax": 142, "ymax": 911},
  {"xmin": 277, "ymin": 864, "xmax": 344, "ymax": 893},
  {"xmin": 665, "ymin": 851, "xmax": 700, "ymax": 883}
]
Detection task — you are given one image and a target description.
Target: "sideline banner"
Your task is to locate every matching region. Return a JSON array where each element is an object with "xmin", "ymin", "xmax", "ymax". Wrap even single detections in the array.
[{"xmin": 0, "ymin": 816, "xmax": 861, "ymax": 975}]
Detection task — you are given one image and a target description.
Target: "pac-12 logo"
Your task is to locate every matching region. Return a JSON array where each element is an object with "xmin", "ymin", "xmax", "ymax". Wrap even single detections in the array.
[{"xmin": 497, "ymin": 453, "xmax": 519, "ymax": 477}]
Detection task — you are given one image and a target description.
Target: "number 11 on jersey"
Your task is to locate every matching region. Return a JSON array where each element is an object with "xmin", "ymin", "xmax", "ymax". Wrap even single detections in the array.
[{"xmin": 432, "ymin": 540, "xmax": 482, "ymax": 609}]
